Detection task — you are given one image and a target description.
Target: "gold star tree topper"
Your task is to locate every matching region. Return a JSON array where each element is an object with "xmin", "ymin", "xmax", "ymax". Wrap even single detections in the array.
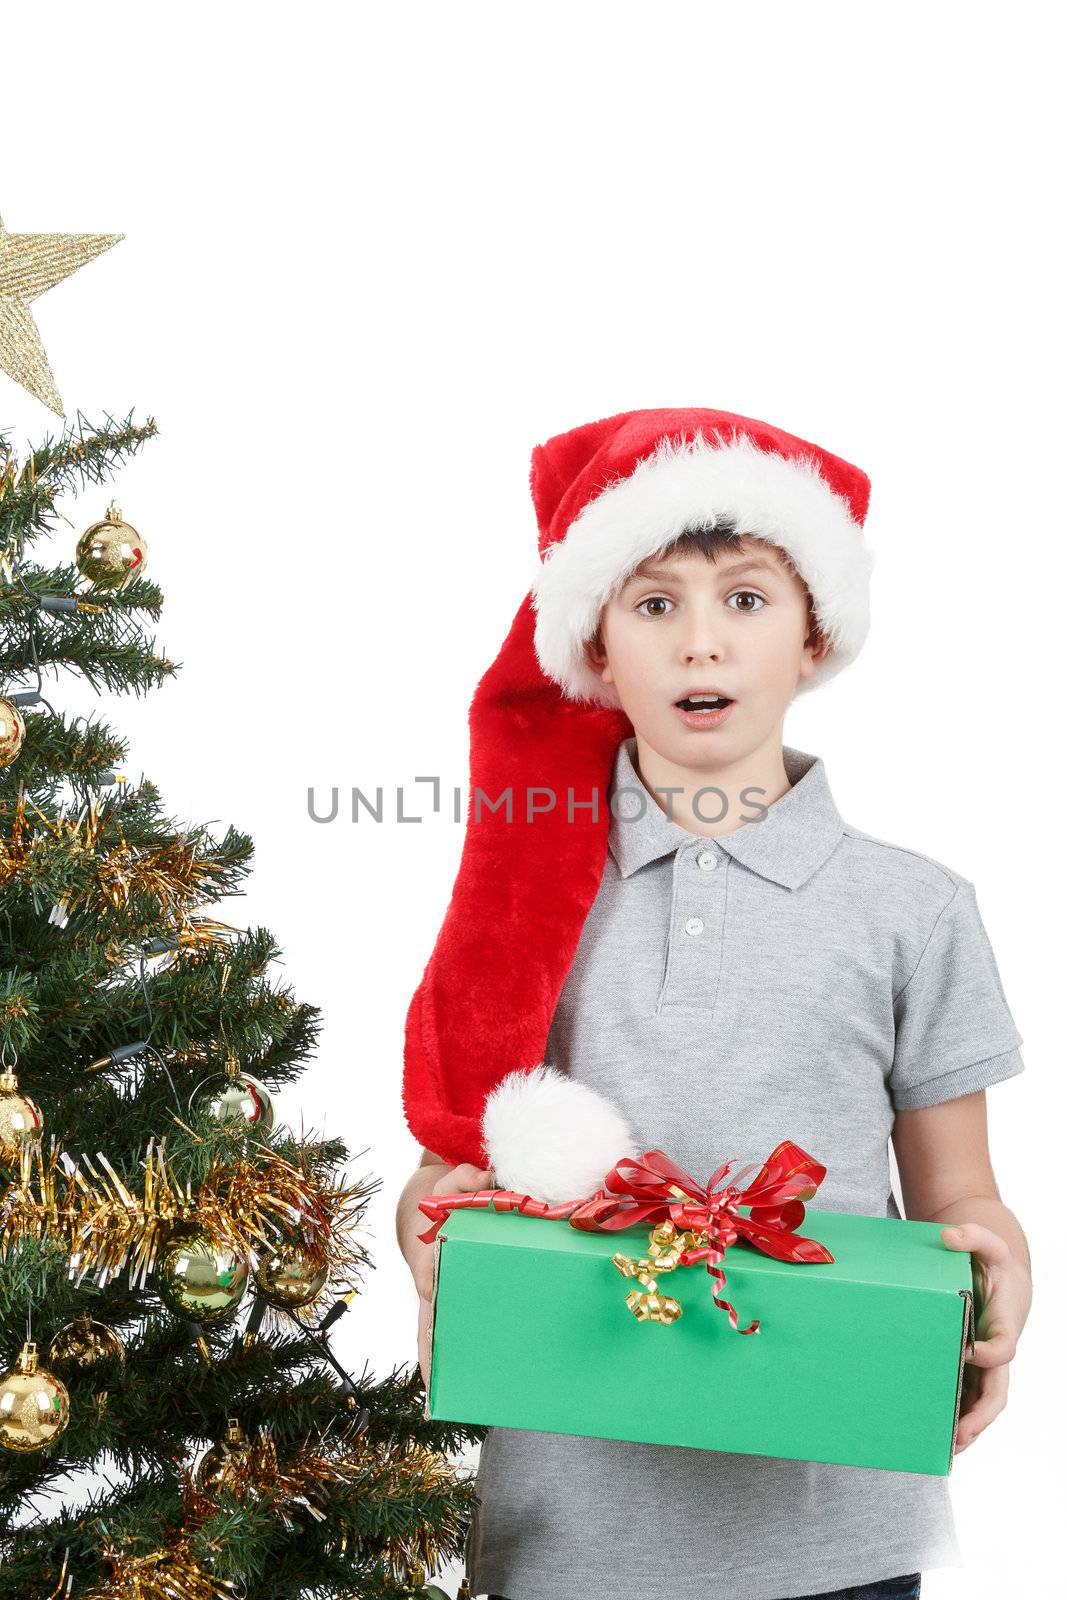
[{"xmin": 0, "ymin": 210, "xmax": 124, "ymax": 415}]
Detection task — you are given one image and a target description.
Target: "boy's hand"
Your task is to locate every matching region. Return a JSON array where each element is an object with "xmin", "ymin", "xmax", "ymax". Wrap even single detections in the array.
[
  {"xmin": 941, "ymin": 1222, "xmax": 1032, "ymax": 1452},
  {"xmin": 398, "ymin": 1161, "xmax": 494, "ymax": 1391}
]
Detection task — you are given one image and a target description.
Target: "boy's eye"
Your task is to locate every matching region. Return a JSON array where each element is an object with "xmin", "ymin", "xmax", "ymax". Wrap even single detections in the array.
[
  {"xmin": 635, "ymin": 590, "xmax": 767, "ymax": 618},
  {"xmin": 727, "ymin": 590, "xmax": 766, "ymax": 612}
]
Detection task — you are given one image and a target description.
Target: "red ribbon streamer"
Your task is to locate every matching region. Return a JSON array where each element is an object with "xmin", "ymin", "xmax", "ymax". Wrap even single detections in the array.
[{"xmin": 418, "ymin": 1139, "xmax": 835, "ymax": 1334}]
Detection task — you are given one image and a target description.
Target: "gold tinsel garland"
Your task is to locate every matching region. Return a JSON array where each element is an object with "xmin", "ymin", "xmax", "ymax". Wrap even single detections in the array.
[
  {"xmin": 0, "ymin": 1131, "xmax": 375, "ymax": 1291},
  {"xmin": 35, "ymin": 1423, "xmax": 467, "ymax": 1599},
  {"xmin": 76, "ymin": 1531, "xmax": 234, "ymax": 1600},
  {"xmin": 0, "ymin": 783, "xmax": 232, "ymax": 921}
]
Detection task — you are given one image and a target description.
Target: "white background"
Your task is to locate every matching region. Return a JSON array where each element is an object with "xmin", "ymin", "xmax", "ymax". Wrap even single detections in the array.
[{"xmin": 1, "ymin": 3, "xmax": 1062, "ymax": 1594}]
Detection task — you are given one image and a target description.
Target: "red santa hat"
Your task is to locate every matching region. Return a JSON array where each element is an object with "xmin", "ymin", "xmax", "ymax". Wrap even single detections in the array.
[{"xmin": 402, "ymin": 407, "xmax": 873, "ymax": 1178}]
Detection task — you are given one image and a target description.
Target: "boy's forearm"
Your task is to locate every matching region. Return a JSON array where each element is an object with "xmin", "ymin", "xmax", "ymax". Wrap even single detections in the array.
[
  {"xmin": 921, "ymin": 1192, "xmax": 1032, "ymax": 1279},
  {"xmin": 395, "ymin": 1157, "xmax": 451, "ymax": 1260}
]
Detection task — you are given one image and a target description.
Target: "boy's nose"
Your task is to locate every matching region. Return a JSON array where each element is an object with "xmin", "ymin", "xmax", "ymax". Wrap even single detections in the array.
[
  {"xmin": 677, "ymin": 599, "xmax": 727, "ymax": 662},
  {"xmin": 681, "ymin": 625, "xmax": 725, "ymax": 663}
]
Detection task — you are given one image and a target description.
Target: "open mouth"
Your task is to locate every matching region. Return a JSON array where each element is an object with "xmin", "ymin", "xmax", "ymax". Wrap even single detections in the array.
[{"xmin": 674, "ymin": 696, "xmax": 733, "ymax": 712}]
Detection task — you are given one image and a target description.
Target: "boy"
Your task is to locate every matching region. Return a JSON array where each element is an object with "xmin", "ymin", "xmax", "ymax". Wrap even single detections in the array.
[{"xmin": 395, "ymin": 408, "xmax": 1032, "ymax": 1600}]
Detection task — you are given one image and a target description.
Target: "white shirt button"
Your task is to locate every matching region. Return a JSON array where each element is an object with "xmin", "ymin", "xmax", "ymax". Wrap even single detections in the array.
[
  {"xmin": 697, "ymin": 850, "xmax": 718, "ymax": 871},
  {"xmin": 685, "ymin": 917, "xmax": 705, "ymax": 936}
]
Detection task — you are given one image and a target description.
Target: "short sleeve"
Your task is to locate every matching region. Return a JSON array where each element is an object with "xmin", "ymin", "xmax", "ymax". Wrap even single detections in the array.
[{"xmin": 890, "ymin": 878, "xmax": 1025, "ymax": 1111}]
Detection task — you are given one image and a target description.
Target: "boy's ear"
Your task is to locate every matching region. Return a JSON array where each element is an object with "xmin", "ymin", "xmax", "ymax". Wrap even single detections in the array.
[
  {"xmin": 804, "ymin": 597, "xmax": 831, "ymax": 664},
  {"xmin": 583, "ymin": 629, "xmax": 609, "ymax": 681},
  {"xmin": 805, "ymin": 624, "xmax": 833, "ymax": 669}
]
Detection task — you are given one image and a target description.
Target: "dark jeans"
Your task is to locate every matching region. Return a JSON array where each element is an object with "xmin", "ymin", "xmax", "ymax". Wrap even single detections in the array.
[
  {"xmin": 488, "ymin": 1579, "xmax": 920, "ymax": 1600},
  {"xmin": 789, "ymin": 1576, "xmax": 921, "ymax": 1600}
]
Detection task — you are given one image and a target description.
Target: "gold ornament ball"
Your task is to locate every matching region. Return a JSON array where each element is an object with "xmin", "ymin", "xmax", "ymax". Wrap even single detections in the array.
[
  {"xmin": 47, "ymin": 1315, "xmax": 126, "ymax": 1380},
  {"xmin": 253, "ymin": 1240, "xmax": 329, "ymax": 1309},
  {"xmin": 190, "ymin": 1068, "xmax": 275, "ymax": 1138},
  {"xmin": 195, "ymin": 1415, "xmax": 251, "ymax": 1495},
  {"xmin": 0, "ymin": 697, "xmax": 26, "ymax": 770},
  {"xmin": 0, "ymin": 1068, "xmax": 43, "ymax": 1164},
  {"xmin": 75, "ymin": 501, "xmax": 147, "ymax": 590},
  {"xmin": 0, "ymin": 1342, "xmax": 70, "ymax": 1454},
  {"xmin": 155, "ymin": 1227, "xmax": 250, "ymax": 1326}
]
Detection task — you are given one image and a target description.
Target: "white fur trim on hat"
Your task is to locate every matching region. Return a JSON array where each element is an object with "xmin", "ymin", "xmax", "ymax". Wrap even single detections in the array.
[
  {"xmin": 482, "ymin": 1064, "xmax": 639, "ymax": 1206},
  {"xmin": 530, "ymin": 429, "xmax": 874, "ymax": 707}
]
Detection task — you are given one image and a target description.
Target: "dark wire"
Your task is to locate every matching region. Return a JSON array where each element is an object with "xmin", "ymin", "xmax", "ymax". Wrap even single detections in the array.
[
  {"xmin": 135, "ymin": 949, "xmax": 184, "ymax": 1119},
  {"xmin": 13, "ymin": 567, "xmax": 58, "ymax": 717},
  {"xmin": 131, "ymin": 940, "xmax": 185, "ymax": 1120},
  {"xmin": 279, "ymin": 1302, "xmax": 365, "ymax": 1404},
  {"xmin": 142, "ymin": 1043, "xmax": 183, "ymax": 1121}
]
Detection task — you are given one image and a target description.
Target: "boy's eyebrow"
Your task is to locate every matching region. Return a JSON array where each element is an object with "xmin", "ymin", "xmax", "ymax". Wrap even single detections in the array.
[{"xmin": 624, "ymin": 554, "xmax": 782, "ymax": 586}]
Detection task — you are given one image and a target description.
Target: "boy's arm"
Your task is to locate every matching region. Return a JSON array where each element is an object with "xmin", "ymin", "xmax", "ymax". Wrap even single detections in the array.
[
  {"xmin": 396, "ymin": 1150, "xmax": 451, "ymax": 1289},
  {"xmin": 893, "ymin": 1089, "xmax": 1031, "ymax": 1272},
  {"xmin": 395, "ymin": 1147, "xmax": 492, "ymax": 1297},
  {"xmin": 396, "ymin": 1146, "xmax": 494, "ymax": 1389},
  {"xmin": 418, "ymin": 1146, "xmax": 449, "ymax": 1168},
  {"xmin": 892, "ymin": 1089, "xmax": 1033, "ymax": 1451}
]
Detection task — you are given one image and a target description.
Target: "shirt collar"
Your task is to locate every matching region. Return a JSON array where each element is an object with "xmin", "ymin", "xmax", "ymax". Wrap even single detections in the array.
[{"xmin": 607, "ymin": 735, "xmax": 845, "ymax": 890}]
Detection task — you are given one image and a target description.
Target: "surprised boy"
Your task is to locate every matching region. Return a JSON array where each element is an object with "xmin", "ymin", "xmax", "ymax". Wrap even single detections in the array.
[{"xmin": 396, "ymin": 408, "xmax": 1033, "ymax": 1600}]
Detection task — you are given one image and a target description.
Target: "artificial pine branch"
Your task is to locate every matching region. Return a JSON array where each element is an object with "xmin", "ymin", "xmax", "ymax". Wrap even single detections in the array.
[{"xmin": 0, "ymin": 411, "xmax": 158, "ymax": 553}]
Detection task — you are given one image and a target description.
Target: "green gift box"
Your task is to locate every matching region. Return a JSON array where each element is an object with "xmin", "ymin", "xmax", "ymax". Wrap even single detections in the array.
[{"xmin": 423, "ymin": 1203, "xmax": 974, "ymax": 1475}]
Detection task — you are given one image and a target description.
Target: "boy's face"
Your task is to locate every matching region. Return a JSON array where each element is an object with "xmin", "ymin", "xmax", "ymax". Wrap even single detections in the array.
[{"xmin": 584, "ymin": 537, "xmax": 830, "ymax": 767}]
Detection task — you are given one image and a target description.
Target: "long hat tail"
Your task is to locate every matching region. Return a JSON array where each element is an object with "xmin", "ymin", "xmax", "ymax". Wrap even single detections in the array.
[{"xmin": 402, "ymin": 591, "xmax": 630, "ymax": 1168}]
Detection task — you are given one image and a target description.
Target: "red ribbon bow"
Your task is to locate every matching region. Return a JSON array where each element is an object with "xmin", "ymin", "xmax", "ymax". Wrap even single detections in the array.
[
  {"xmin": 567, "ymin": 1140, "xmax": 835, "ymax": 1332},
  {"xmin": 418, "ymin": 1139, "xmax": 834, "ymax": 1334}
]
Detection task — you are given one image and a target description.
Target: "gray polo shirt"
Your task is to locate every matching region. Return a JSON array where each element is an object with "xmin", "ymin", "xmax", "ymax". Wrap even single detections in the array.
[{"xmin": 467, "ymin": 735, "xmax": 1025, "ymax": 1600}]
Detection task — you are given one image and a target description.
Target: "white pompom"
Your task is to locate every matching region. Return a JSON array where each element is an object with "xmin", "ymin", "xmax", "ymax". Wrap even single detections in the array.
[{"xmin": 482, "ymin": 1064, "xmax": 639, "ymax": 1205}]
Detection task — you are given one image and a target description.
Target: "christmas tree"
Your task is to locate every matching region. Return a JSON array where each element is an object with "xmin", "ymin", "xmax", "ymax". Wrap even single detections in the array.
[{"xmin": 0, "ymin": 414, "xmax": 483, "ymax": 1599}]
